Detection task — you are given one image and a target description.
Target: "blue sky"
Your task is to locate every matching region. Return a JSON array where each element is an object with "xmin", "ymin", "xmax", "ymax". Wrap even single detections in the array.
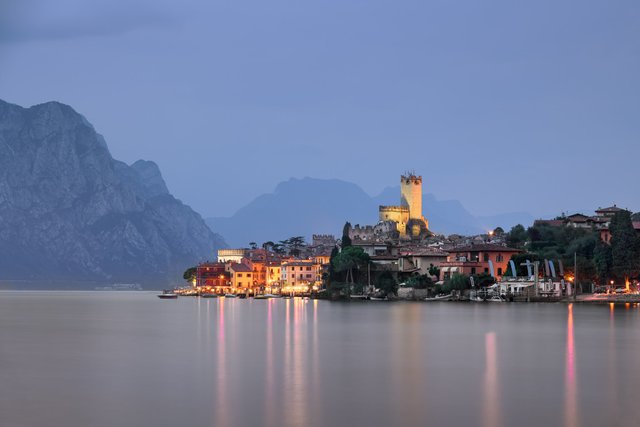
[{"xmin": 1, "ymin": 0, "xmax": 638, "ymax": 218}]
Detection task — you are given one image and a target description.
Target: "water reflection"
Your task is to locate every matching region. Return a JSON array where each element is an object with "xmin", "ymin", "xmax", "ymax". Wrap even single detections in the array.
[
  {"xmin": 483, "ymin": 331, "xmax": 501, "ymax": 427},
  {"xmin": 216, "ymin": 298, "xmax": 228, "ymax": 426},
  {"xmin": 564, "ymin": 304, "xmax": 578, "ymax": 427}
]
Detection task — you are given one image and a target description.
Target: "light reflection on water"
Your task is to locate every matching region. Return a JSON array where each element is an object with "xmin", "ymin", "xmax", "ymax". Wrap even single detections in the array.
[{"xmin": 2, "ymin": 292, "xmax": 640, "ymax": 427}]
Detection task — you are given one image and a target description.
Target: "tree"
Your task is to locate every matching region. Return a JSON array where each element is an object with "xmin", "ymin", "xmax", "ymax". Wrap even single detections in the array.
[
  {"xmin": 610, "ymin": 211, "xmax": 640, "ymax": 286},
  {"xmin": 287, "ymin": 236, "xmax": 305, "ymax": 257},
  {"xmin": 406, "ymin": 274, "xmax": 434, "ymax": 289},
  {"xmin": 472, "ymin": 272, "xmax": 495, "ymax": 288},
  {"xmin": 428, "ymin": 263, "xmax": 441, "ymax": 279},
  {"xmin": 332, "ymin": 246, "xmax": 370, "ymax": 284},
  {"xmin": 506, "ymin": 224, "xmax": 527, "ymax": 248},
  {"xmin": 594, "ymin": 241, "xmax": 613, "ymax": 284},
  {"xmin": 249, "ymin": 242, "xmax": 257, "ymax": 250},
  {"xmin": 341, "ymin": 222, "xmax": 352, "ymax": 248},
  {"xmin": 375, "ymin": 271, "xmax": 398, "ymax": 296},
  {"xmin": 493, "ymin": 227, "xmax": 505, "ymax": 236},
  {"xmin": 183, "ymin": 266, "xmax": 197, "ymax": 282},
  {"xmin": 446, "ymin": 273, "xmax": 470, "ymax": 292}
]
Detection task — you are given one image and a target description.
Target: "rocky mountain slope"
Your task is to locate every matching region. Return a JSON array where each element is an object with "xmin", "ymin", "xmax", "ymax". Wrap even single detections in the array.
[{"xmin": 0, "ymin": 99, "xmax": 225, "ymax": 286}]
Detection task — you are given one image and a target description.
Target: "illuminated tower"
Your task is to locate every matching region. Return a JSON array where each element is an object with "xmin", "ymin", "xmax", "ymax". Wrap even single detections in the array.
[{"xmin": 400, "ymin": 173, "xmax": 423, "ymax": 220}]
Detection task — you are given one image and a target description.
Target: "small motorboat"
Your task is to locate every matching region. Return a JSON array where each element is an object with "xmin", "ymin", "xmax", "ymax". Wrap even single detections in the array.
[
  {"xmin": 224, "ymin": 293, "xmax": 237, "ymax": 298},
  {"xmin": 254, "ymin": 294, "xmax": 269, "ymax": 300},
  {"xmin": 200, "ymin": 293, "xmax": 218, "ymax": 298},
  {"xmin": 264, "ymin": 294, "xmax": 281, "ymax": 298},
  {"xmin": 157, "ymin": 290, "xmax": 178, "ymax": 299},
  {"xmin": 349, "ymin": 294, "xmax": 368, "ymax": 300},
  {"xmin": 424, "ymin": 294, "xmax": 452, "ymax": 302},
  {"xmin": 370, "ymin": 296, "xmax": 388, "ymax": 301}
]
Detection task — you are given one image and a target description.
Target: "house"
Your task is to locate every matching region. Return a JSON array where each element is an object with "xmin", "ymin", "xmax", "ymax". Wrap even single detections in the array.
[
  {"xmin": 196, "ymin": 262, "xmax": 229, "ymax": 289},
  {"xmin": 229, "ymin": 263, "xmax": 254, "ymax": 291},
  {"xmin": 439, "ymin": 243, "xmax": 522, "ymax": 280},
  {"xmin": 280, "ymin": 260, "xmax": 320, "ymax": 287},
  {"xmin": 398, "ymin": 248, "xmax": 449, "ymax": 275}
]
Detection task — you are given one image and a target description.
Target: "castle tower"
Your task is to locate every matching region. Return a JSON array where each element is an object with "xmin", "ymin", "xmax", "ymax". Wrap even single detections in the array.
[{"xmin": 400, "ymin": 174, "xmax": 423, "ymax": 220}]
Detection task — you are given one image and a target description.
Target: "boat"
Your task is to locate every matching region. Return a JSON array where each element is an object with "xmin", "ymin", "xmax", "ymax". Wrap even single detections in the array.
[
  {"xmin": 254, "ymin": 294, "xmax": 269, "ymax": 300},
  {"xmin": 487, "ymin": 294, "xmax": 505, "ymax": 302},
  {"xmin": 200, "ymin": 293, "xmax": 218, "ymax": 298},
  {"xmin": 224, "ymin": 293, "xmax": 237, "ymax": 298},
  {"xmin": 424, "ymin": 294, "xmax": 452, "ymax": 302},
  {"xmin": 370, "ymin": 296, "xmax": 388, "ymax": 301},
  {"xmin": 264, "ymin": 294, "xmax": 281, "ymax": 298},
  {"xmin": 157, "ymin": 290, "xmax": 178, "ymax": 299},
  {"xmin": 349, "ymin": 294, "xmax": 368, "ymax": 300},
  {"xmin": 238, "ymin": 294, "xmax": 247, "ymax": 299}
]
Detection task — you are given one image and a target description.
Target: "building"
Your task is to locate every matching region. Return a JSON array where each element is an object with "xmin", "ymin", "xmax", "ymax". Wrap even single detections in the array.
[
  {"xmin": 195, "ymin": 262, "xmax": 229, "ymax": 289},
  {"xmin": 229, "ymin": 263, "xmax": 254, "ymax": 291},
  {"xmin": 398, "ymin": 248, "xmax": 449, "ymax": 276},
  {"xmin": 378, "ymin": 173, "xmax": 430, "ymax": 239},
  {"xmin": 439, "ymin": 243, "xmax": 522, "ymax": 280},
  {"xmin": 280, "ymin": 260, "xmax": 320, "ymax": 287},
  {"xmin": 217, "ymin": 248, "xmax": 247, "ymax": 263}
]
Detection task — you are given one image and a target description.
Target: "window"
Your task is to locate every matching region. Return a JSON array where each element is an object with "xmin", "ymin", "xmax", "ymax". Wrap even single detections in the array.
[
  {"xmin": 237, "ymin": 273, "xmax": 242, "ymax": 277},
  {"xmin": 498, "ymin": 268, "xmax": 503, "ymax": 276},
  {"xmin": 306, "ymin": 267, "xmax": 311, "ymax": 271},
  {"xmin": 483, "ymin": 253, "xmax": 489, "ymax": 262},
  {"xmin": 471, "ymin": 267, "xmax": 476, "ymax": 274},
  {"xmin": 484, "ymin": 268, "xmax": 489, "ymax": 273},
  {"xmin": 496, "ymin": 254, "xmax": 504, "ymax": 262},
  {"xmin": 306, "ymin": 274, "xmax": 312, "ymax": 278}
]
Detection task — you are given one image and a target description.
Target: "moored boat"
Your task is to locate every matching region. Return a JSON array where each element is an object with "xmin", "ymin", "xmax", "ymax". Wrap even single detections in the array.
[
  {"xmin": 254, "ymin": 294, "xmax": 269, "ymax": 300},
  {"xmin": 424, "ymin": 293, "xmax": 452, "ymax": 302},
  {"xmin": 224, "ymin": 293, "xmax": 237, "ymax": 298},
  {"xmin": 200, "ymin": 293, "xmax": 218, "ymax": 298},
  {"xmin": 157, "ymin": 290, "xmax": 178, "ymax": 299}
]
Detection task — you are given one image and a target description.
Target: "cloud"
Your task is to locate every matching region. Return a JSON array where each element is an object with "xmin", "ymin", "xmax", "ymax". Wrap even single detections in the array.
[{"xmin": 0, "ymin": 0, "xmax": 181, "ymax": 43}]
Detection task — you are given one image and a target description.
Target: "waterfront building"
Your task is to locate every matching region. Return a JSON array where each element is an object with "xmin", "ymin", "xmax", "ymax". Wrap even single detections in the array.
[
  {"xmin": 439, "ymin": 243, "xmax": 521, "ymax": 280},
  {"xmin": 398, "ymin": 248, "xmax": 449, "ymax": 276},
  {"xmin": 229, "ymin": 263, "xmax": 253, "ymax": 291},
  {"xmin": 280, "ymin": 260, "xmax": 321, "ymax": 291},
  {"xmin": 196, "ymin": 262, "xmax": 229, "ymax": 289}
]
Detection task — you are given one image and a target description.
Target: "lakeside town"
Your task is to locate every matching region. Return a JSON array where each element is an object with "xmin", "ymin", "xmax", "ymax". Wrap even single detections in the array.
[{"xmin": 173, "ymin": 173, "xmax": 640, "ymax": 304}]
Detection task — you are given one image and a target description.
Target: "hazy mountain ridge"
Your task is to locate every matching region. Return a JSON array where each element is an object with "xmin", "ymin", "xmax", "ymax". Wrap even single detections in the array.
[
  {"xmin": 207, "ymin": 178, "xmax": 534, "ymax": 247},
  {"xmin": 0, "ymin": 99, "xmax": 225, "ymax": 285}
]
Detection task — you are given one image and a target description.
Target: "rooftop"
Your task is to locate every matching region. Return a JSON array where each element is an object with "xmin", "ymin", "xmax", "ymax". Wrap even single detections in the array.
[{"xmin": 448, "ymin": 243, "xmax": 522, "ymax": 253}]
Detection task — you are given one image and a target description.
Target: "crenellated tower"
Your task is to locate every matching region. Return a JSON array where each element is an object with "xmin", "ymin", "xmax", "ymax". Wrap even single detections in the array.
[{"xmin": 400, "ymin": 174, "xmax": 423, "ymax": 220}]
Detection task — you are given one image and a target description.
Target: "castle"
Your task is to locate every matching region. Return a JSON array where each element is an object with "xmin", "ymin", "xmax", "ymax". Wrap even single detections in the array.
[{"xmin": 350, "ymin": 173, "xmax": 431, "ymax": 241}]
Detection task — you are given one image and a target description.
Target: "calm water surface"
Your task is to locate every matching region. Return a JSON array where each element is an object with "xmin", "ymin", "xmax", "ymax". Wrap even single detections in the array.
[{"xmin": 1, "ymin": 292, "xmax": 639, "ymax": 427}]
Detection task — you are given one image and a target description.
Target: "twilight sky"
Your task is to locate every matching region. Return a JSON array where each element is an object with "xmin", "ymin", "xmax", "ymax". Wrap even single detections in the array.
[{"xmin": 1, "ymin": 0, "xmax": 638, "ymax": 218}]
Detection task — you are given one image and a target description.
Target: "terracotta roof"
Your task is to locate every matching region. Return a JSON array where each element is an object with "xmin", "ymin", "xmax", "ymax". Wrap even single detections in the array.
[
  {"xmin": 230, "ymin": 263, "xmax": 252, "ymax": 273},
  {"xmin": 596, "ymin": 205, "xmax": 625, "ymax": 213},
  {"xmin": 448, "ymin": 243, "xmax": 522, "ymax": 253}
]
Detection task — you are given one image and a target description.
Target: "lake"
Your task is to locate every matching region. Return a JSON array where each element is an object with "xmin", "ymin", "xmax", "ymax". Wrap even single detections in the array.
[{"xmin": 1, "ymin": 291, "xmax": 639, "ymax": 427}]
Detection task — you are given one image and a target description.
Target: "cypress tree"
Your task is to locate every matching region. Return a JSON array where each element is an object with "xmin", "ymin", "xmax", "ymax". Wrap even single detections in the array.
[
  {"xmin": 610, "ymin": 210, "xmax": 640, "ymax": 286},
  {"xmin": 341, "ymin": 221, "xmax": 352, "ymax": 248}
]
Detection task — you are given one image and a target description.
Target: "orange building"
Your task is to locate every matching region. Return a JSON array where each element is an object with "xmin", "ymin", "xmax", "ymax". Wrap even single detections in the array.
[{"xmin": 439, "ymin": 244, "xmax": 521, "ymax": 280}]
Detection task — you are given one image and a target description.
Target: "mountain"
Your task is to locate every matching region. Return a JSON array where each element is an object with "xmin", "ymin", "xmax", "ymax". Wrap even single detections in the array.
[
  {"xmin": 0, "ymin": 99, "xmax": 225, "ymax": 286},
  {"xmin": 207, "ymin": 178, "xmax": 534, "ymax": 247},
  {"xmin": 207, "ymin": 177, "xmax": 378, "ymax": 247}
]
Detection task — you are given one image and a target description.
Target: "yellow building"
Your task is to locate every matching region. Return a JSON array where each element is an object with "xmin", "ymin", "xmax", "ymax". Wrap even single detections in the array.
[
  {"xmin": 229, "ymin": 263, "xmax": 253, "ymax": 291},
  {"xmin": 378, "ymin": 174, "xmax": 429, "ymax": 238}
]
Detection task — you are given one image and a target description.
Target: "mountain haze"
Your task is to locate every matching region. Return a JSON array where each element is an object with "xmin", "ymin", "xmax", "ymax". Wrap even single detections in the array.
[
  {"xmin": 207, "ymin": 178, "xmax": 534, "ymax": 247},
  {"xmin": 0, "ymin": 99, "xmax": 225, "ymax": 286}
]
